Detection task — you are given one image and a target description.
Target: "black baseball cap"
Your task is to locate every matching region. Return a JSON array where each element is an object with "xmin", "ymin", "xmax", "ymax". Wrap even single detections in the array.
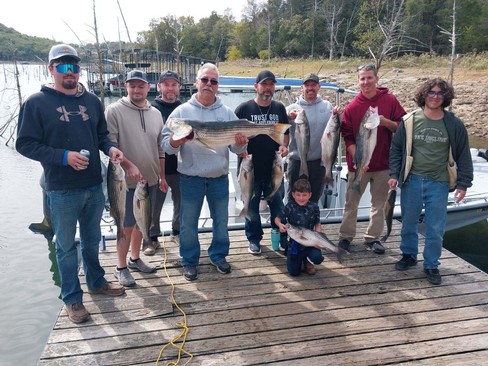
[
  {"xmin": 255, "ymin": 70, "xmax": 276, "ymax": 84},
  {"xmin": 303, "ymin": 73, "xmax": 320, "ymax": 83},
  {"xmin": 125, "ymin": 70, "xmax": 148, "ymax": 83},
  {"xmin": 159, "ymin": 70, "xmax": 180, "ymax": 83}
]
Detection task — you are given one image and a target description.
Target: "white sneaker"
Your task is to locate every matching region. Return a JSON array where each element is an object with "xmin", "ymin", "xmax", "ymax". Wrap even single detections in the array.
[{"xmin": 114, "ymin": 267, "xmax": 135, "ymax": 287}]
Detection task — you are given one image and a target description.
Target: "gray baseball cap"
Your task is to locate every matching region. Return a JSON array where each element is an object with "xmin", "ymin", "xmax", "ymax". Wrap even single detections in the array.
[
  {"xmin": 48, "ymin": 44, "xmax": 81, "ymax": 62},
  {"xmin": 125, "ymin": 70, "xmax": 148, "ymax": 83}
]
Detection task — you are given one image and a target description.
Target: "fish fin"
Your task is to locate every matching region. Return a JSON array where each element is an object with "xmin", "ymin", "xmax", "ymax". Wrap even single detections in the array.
[
  {"xmin": 380, "ymin": 235, "xmax": 388, "ymax": 242},
  {"xmin": 336, "ymin": 247, "xmax": 350, "ymax": 263}
]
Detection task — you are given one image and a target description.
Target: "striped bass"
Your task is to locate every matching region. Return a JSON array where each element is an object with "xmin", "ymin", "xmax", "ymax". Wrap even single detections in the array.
[
  {"xmin": 264, "ymin": 152, "xmax": 284, "ymax": 200},
  {"xmin": 351, "ymin": 106, "xmax": 379, "ymax": 192},
  {"xmin": 167, "ymin": 118, "xmax": 290, "ymax": 150},
  {"xmin": 294, "ymin": 109, "xmax": 310, "ymax": 177},
  {"xmin": 107, "ymin": 161, "xmax": 127, "ymax": 241},
  {"xmin": 237, "ymin": 155, "xmax": 254, "ymax": 220},
  {"xmin": 381, "ymin": 189, "xmax": 397, "ymax": 242},
  {"xmin": 320, "ymin": 113, "xmax": 341, "ymax": 186},
  {"xmin": 133, "ymin": 180, "xmax": 151, "ymax": 245},
  {"xmin": 286, "ymin": 224, "xmax": 349, "ymax": 263}
]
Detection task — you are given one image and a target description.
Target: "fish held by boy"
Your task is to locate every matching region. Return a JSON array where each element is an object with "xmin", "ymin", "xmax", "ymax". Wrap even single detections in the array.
[
  {"xmin": 237, "ymin": 154, "xmax": 255, "ymax": 220},
  {"xmin": 320, "ymin": 113, "xmax": 341, "ymax": 186},
  {"xmin": 381, "ymin": 189, "xmax": 397, "ymax": 242},
  {"xmin": 351, "ymin": 106, "xmax": 379, "ymax": 192},
  {"xmin": 167, "ymin": 118, "xmax": 290, "ymax": 150},
  {"xmin": 107, "ymin": 160, "xmax": 127, "ymax": 241},
  {"xmin": 294, "ymin": 109, "xmax": 310, "ymax": 178},
  {"xmin": 286, "ymin": 224, "xmax": 349, "ymax": 263}
]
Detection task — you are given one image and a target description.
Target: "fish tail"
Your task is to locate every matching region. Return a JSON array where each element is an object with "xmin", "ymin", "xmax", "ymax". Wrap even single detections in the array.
[
  {"xmin": 336, "ymin": 247, "xmax": 350, "ymax": 263},
  {"xmin": 324, "ymin": 170, "xmax": 333, "ymax": 186},
  {"xmin": 380, "ymin": 234, "xmax": 388, "ymax": 242},
  {"xmin": 269, "ymin": 124, "xmax": 289, "ymax": 145}
]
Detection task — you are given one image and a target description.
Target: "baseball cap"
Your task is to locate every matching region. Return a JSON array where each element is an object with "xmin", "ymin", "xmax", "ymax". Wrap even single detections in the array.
[
  {"xmin": 159, "ymin": 70, "xmax": 180, "ymax": 83},
  {"xmin": 48, "ymin": 44, "xmax": 81, "ymax": 63},
  {"xmin": 303, "ymin": 73, "xmax": 320, "ymax": 83},
  {"xmin": 255, "ymin": 70, "xmax": 276, "ymax": 84},
  {"xmin": 125, "ymin": 70, "xmax": 148, "ymax": 83}
]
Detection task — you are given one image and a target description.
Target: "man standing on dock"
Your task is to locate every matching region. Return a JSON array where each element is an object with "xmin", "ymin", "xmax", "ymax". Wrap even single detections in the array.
[
  {"xmin": 389, "ymin": 78, "xmax": 473, "ymax": 285},
  {"xmin": 234, "ymin": 70, "xmax": 290, "ymax": 255},
  {"xmin": 338, "ymin": 64, "xmax": 406, "ymax": 255},
  {"xmin": 16, "ymin": 44, "xmax": 125, "ymax": 324},
  {"xmin": 162, "ymin": 63, "xmax": 248, "ymax": 281},
  {"xmin": 149, "ymin": 70, "xmax": 183, "ymax": 252},
  {"xmin": 106, "ymin": 70, "xmax": 164, "ymax": 287}
]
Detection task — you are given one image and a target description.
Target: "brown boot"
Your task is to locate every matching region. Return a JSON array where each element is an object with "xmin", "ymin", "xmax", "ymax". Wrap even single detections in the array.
[
  {"xmin": 65, "ymin": 301, "xmax": 90, "ymax": 323},
  {"xmin": 304, "ymin": 260, "xmax": 316, "ymax": 275}
]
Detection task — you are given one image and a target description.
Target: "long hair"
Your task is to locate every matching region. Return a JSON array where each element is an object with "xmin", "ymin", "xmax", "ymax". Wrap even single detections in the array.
[{"xmin": 413, "ymin": 78, "xmax": 454, "ymax": 109}]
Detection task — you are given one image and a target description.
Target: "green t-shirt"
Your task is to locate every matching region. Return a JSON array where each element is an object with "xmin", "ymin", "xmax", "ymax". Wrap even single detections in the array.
[{"xmin": 411, "ymin": 110, "xmax": 449, "ymax": 182}]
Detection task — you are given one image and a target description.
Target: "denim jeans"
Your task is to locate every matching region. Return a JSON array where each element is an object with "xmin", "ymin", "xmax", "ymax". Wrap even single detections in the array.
[
  {"xmin": 179, "ymin": 174, "xmax": 230, "ymax": 266},
  {"xmin": 287, "ymin": 244, "xmax": 324, "ymax": 276},
  {"xmin": 47, "ymin": 186, "xmax": 107, "ymax": 305},
  {"xmin": 245, "ymin": 179, "xmax": 285, "ymax": 243},
  {"xmin": 400, "ymin": 174, "xmax": 449, "ymax": 269}
]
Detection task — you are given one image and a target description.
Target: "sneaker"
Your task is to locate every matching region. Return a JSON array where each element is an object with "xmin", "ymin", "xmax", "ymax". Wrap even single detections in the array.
[
  {"xmin": 395, "ymin": 254, "xmax": 418, "ymax": 271},
  {"xmin": 90, "ymin": 281, "xmax": 126, "ymax": 296},
  {"xmin": 114, "ymin": 267, "xmax": 136, "ymax": 287},
  {"xmin": 424, "ymin": 268, "xmax": 442, "ymax": 285},
  {"xmin": 210, "ymin": 259, "xmax": 232, "ymax": 274},
  {"xmin": 304, "ymin": 259, "xmax": 316, "ymax": 275},
  {"xmin": 65, "ymin": 301, "xmax": 90, "ymax": 324},
  {"xmin": 128, "ymin": 257, "xmax": 156, "ymax": 273},
  {"xmin": 338, "ymin": 239, "xmax": 351, "ymax": 251},
  {"xmin": 365, "ymin": 240, "xmax": 385, "ymax": 254},
  {"xmin": 183, "ymin": 265, "xmax": 198, "ymax": 281},
  {"xmin": 143, "ymin": 241, "xmax": 160, "ymax": 256},
  {"xmin": 248, "ymin": 241, "xmax": 261, "ymax": 255}
]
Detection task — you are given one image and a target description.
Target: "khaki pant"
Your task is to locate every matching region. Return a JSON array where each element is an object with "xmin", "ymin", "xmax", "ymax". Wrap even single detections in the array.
[{"xmin": 339, "ymin": 169, "xmax": 390, "ymax": 243}]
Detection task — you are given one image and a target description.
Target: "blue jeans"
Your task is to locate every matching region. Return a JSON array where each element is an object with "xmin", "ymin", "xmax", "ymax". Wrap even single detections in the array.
[
  {"xmin": 245, "ymin": 180, "xmax": 285, "ymax": 243},
  {"xmin": 47, "ymin": 186, "xmax": 107, "ymax": 305},
  {"xmin": 287, "ymin": 243, "xmax": 324, "ymax": 276},
  {"xmin": 400, "ymin": 174, "xmax": 449, "ymax": 269},
  {"xmin": 179, "ymin": 174, "xmax": 230, "ymax": 266}
]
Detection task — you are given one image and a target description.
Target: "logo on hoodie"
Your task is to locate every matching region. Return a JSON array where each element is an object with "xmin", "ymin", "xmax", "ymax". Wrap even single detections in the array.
[{"xmin": 56, "ymin": 105, "xmax": 90, "ymax": 122}]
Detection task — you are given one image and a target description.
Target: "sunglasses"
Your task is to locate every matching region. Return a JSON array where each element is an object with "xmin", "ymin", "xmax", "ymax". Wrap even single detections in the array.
[
  {"xmin": 199, "ymin": 77, "xmax": 219, "ymax": 86},
  {"xmin": 427, "ymin": 91, "xmax": 445, "ymax": 99},
  {"xmin": 357, "ymin": 64, "xmax": 376, "ymax": 71},
  {"xmin": 55, "ymin": 63, "xmax": 80, "ymax": 74}
]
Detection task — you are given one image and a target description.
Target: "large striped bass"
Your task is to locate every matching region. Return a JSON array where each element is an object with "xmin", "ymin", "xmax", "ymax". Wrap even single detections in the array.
[
  {"xmin": 107, "ymin": 160, "xmax": 127, "ymax": 241},
  {"xmin": 351, "ymin": 106, "xmax": 379, "ymax": 192},
  {"xmin": 133, "ymin": 180, "xmax": 152, "ymax": 244},
  {"xmin": 167, "ymin": 118, "xmax": 290, "ymax": 150},
  {"xmin": 237, "ymin": 154, "xmax": 254, "ymax": 220},
  {"xmin": 320, "ymin": 113, "xmax": 341, "ymax": 186},
  {"xmin": 286, "ymin": 224, "xmax": 349, "ymax": 263},
  {"xmin": 294, "ymin": 109, "xmax": 310, "ymax": 177}
]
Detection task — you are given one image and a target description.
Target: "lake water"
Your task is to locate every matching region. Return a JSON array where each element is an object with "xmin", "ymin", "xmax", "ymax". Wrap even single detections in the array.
[{"xmin": 0, "ymin": 63, "xmax": 487, "ymax": 366}]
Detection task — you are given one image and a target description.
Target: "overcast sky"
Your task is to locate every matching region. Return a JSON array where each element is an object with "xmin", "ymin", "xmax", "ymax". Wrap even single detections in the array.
[{"xmin": 0, "ymin": 0, "xmax": 249, "ymax": 44}]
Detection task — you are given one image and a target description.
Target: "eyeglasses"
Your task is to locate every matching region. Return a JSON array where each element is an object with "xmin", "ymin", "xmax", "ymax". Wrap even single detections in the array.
[
  {"xmin": 357, "ymin": 64, "xmax": 376, "ymax": 71},
  {"xmin": 427, "ymin": 91, "xmax": 445, "ymax": 99},
  {"xmin": 55, "ymin": 63, "xmax": 80, "ymax": 74},
  {"xmin": 199, "ymin": 77, "xmax": 219, "ymax": 86}
]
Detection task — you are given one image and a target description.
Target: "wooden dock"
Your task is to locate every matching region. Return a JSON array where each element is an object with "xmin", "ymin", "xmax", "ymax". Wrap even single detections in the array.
[{"xmin": 39, "ymin": 221, "xmax": 488, "ymax": 365}]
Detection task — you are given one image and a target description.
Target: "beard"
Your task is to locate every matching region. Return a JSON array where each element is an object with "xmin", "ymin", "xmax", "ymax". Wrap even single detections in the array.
[{"xmin": 62, "ymin": 80, "xmax": 77, "ymax": 90}]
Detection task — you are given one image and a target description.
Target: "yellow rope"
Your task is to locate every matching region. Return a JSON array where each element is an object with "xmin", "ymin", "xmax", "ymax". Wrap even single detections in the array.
[{"xmin": 156, "ymin": 235, "xmax": 193, "ymax": 366}]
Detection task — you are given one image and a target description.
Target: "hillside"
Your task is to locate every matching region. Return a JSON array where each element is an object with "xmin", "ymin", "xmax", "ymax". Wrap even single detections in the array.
[{"xmin": 218, "ymin": 57, "xmax": 488, "ymax": 141}]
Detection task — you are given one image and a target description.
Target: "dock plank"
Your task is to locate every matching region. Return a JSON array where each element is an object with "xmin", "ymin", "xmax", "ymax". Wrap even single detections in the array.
[{"xmin": 39, "ymin": 221, "xmax": 488, "ymax": 365}]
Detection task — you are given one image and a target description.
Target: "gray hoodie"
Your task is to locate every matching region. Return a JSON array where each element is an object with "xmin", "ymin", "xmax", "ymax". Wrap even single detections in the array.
[
  {"xmin": 161, "ymin": 94, "xmax": 246, "ymax": 178},
  {"xmin": 286, "ymin": 95, "xmax": 333, "ymax": 161}
]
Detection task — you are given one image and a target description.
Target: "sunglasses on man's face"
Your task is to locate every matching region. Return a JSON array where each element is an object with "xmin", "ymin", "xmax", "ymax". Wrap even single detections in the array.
[
  {"xmin": 199, "ymin": 77, "xmax": 219, "ymax": 86},
  {"xmin": 55, "ymin": 63, "xmax": 80, "ymax": 74},
  {"xmin": 357, "ymin": 64, "xmax": 376, "ymax": 72}
]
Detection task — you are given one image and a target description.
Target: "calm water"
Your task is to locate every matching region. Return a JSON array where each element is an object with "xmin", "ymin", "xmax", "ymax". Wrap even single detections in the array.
[{"xmin": 0, "ymin": 64, "xmax": 487, "ymax": 366}]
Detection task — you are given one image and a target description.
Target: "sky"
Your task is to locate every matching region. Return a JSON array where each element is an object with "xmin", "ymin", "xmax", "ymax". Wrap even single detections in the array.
[{"xmin": 0, "ymin": 0, "xmax": 250, "ymax": 45}]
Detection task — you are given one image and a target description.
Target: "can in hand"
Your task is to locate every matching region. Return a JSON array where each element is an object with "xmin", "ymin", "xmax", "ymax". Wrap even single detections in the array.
[{"xmin": 79, "ymin": 149, "xmax": 90, "ymax": 169}]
